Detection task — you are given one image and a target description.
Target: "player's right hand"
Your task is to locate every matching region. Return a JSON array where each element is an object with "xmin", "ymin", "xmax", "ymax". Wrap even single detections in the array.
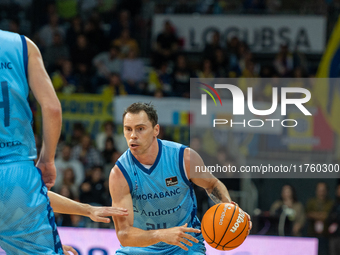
[
  {"xmin": 159, "ymin": 223, "xmax": 201, "ymax": 251},
  {"xmin": 231, "ymin": 202, "xmax": 252, "ymax": 236},
  {"xmin": 36, "ymin": 161, "xmax": 57, "ymax": 190}
]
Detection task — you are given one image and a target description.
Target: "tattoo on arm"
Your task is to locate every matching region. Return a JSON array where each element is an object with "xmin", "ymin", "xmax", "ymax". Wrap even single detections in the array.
[{"xmin": 208, "ymin": 187, "xmax": 223, "ymax": 204}]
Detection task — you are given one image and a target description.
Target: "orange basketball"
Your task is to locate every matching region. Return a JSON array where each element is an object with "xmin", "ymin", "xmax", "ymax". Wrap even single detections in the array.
[{"xmin": 201, "ymin": 203, "xmax": 249, "ymax": 251}]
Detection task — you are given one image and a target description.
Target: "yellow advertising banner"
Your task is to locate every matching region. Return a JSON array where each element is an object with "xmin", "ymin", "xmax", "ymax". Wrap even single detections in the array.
[
  {"xmin": 36, "ymin": 94, "xmax": 113, "ymax": 139},
  {"xmin": 60, "ymin": 93, "xmax": 113, "ymax": 139}
]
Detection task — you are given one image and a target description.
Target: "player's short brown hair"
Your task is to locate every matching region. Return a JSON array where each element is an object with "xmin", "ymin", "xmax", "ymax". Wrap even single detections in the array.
[{"xmin": 123, "ymin": 102, "xmax": 158, "ymax": 127}]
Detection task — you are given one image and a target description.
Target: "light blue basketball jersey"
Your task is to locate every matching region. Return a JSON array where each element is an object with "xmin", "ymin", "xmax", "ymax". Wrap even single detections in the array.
[
  {"xmin": 0, "ymin": 30, "xmax": 36, "ymax": 163},
  {"xmin": 116, "ymin": 139, "xmax": 206, "ymax": 254}
]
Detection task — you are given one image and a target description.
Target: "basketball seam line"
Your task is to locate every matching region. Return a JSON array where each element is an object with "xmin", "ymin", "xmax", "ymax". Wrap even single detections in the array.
[
  {"xmin": 212, "ymin": 204, "xmax": 221, "ymax": 243},
  {"xmin": 215, "ymin": 204, "xmax": 237, "ymax": 248},
  {"xmin": 201, "ymin": 221, "xmax": 214, "ymax": 243},
  {"xmin": 223, "ymin": 215, "xmax": 249, "ymax": 249}
]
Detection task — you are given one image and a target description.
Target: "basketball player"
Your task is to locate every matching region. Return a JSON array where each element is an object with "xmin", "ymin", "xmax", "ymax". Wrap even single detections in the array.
[
  {"xmin": 0, "ymin": 29, "xmax": 126, "ymax": 255},
  {"xmin": 110, "ymin": 102, "xmax": 252, "ymax": 254},
  {"xmin": 0, "ymin": 29, "xmax": 65, "ymax": 254}
]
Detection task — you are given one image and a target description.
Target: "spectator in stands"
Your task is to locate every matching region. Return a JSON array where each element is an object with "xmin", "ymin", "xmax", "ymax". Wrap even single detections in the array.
[
  {"xmin": 37, "ymin": 13, "xmax": 65, "ymax": 48},
  {"xmin": 274, "ymin": 44, "xmax": 294, "ymax": 77},
  {"xmin": 60, "ymin": 167, "xmax": 79, "ymax": 199},
  {"xmin": 241, "ymin": 59, "xmax": 259, "ymax": 78},
  {"xmin": 109, "ymin": 10, "xmax": 134, "ymax": 41},
  {"xmin": 327, "ymin": 184, "xmax": 340, "ymax": 255},
  {"xmin": 66, "ymin": 16, "xmax": 83, "ymax": 49},
  {"xmin": 71, "ymin": 34, "xmax": 96, "ymax": 76},
  {"xmin": 75, "ymin": 62, "xmax": 94, "ymax": 93},
  {"xmin": 153, "ymin": 20, "xmax": 179, "ymax": 68},
  {"xmin": 121, "ymin": 48, "xmax": 145, "ymax": 94},
  {"xmin": 104, "ymin": 150, "xmax": 121, "ymax": 179},
  {"xmin": 101, "ymin": 73, "xmax": 127, "ymax": 97},
  {"xmin": 147, "ymin": 62, "xmax": 173, "ymax": 96},
  {"xmin": 51, "ymin": 60, "xmax": 77, "ymax": 94},
  {"xmin": 44, "ymin": 32, "xmax": 70, "ymax": 73},
  {"xmin": 203, "ymin": 31, "xmax": 221, "ymax": 59},
  {"xmin": 93, "ymin": 45, "xmax": 122, "ymax": 87},
  {"xmin": 293, "ymin": 46, "xmax": 309, "ymax": 73},
  {"xmin": 55, "ymin": 144, "xmax": 85, "ymax": 194},
  {"xmin": 196, "ymin": 59, "xmax": 216, "ymax": 78},
  {"xmin": 307, "ymin": 182, "xmax": 334, "ymax": 255},
  {"xmin": 102, "ymin": 137, "xmax": 117, "ymax": 164},
  {"xmin": 225, "ymin": 36, "xmax": 240, "ymax": 76},
  {"xmin": 70, "ymin": 122, "xmax": 85, "ymax": 147},
  {"xmin": 214, "ymin": 48, "xmax": 228, "ymax": 77},
  {"xmin": 96, "ymin": 121, "xmax": 115, "ymax": 152},
  {"xmin": 71, "ymin": 134, "xmax": 103, "ymax": 171},
  {"xmin": 80, "ymin": 166, "xmax": 109, "ymax": 206},
  {"xmin": 95, "ymin": 120, "xmax": 127, "ymax": 153},
  {"xmin": 238, "ymin": 46, "xmax": 253, "ymax": 74},
  {"xmin": 172, "ymin": 54, "xmax": 191, "ymax": 98},
  {"xmin": 113, "ymin": 28, "xmax": 139, "ymax": 59},
  {"xmin": 84, "ymin": 17, "xmax": 107, "ymax": 52},
  {"xmin": 154, "ymin": 89, "xmax": 164, "ymax": 98},
  {"xmin": 270, "ymin": 184, "xmax": 306, "ymax": 236}
]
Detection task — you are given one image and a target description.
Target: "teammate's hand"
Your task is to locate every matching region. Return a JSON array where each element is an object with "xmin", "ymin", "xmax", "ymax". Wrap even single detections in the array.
[
  {"xmin": 63, "ymin": 245, "xmax": 78, "ymax": 255},
  {"xmin": 231, "ymin": 202, "xmax": 252, "ymax": 235},
  {"xmin": 36, "ymin": 161, "xmax": 57, "ymax": 190},
  {"xmin": 159, "ymin": 223, "xmax": 201, "ymax": 251},
  {"xmin": 89, "ymin": 206, "xmax": 129, "ymax": 223}
]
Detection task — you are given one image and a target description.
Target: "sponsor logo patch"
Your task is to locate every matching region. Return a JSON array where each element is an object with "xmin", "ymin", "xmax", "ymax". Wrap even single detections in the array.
[{"xmin": 165, "ymin": 176, "xmax": 178, "ymax": 187}]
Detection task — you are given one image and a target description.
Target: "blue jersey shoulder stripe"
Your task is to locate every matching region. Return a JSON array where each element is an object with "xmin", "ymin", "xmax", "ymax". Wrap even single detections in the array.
[
  {"xmin": 179, "ymin": 145, "xmax": 191, "ymax": 186},
  {"xmin": 20, "ymin": 35, "xmax": 28, "ymax": 78},
  {"xmin": 116, "ymin": 161, "xmax": 132, "ymax": 193}
]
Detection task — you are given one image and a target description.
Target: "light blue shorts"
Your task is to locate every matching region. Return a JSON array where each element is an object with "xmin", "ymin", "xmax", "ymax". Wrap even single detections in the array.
[{"xmin": 0, "ymin": 161, "xmax": 63, "ymax": 254}]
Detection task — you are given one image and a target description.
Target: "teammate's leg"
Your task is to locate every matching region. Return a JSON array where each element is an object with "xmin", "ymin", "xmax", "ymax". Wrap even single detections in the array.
[{"xmin": 0, "ymin": 162, "xmax": 63, "ymax": 255}]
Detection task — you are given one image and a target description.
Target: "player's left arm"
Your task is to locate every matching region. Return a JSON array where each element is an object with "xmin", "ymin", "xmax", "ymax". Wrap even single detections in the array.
[
  {"xmin": 48, "ymin": 191, "xmax": 128, "ymax": 223},
  {"xmin": 183, "ymin": 148, "xmax": 231, "ymax": 204},
  {"xmin": 183, "ymin": 148, "xmax": 252, "ymax": 233}
]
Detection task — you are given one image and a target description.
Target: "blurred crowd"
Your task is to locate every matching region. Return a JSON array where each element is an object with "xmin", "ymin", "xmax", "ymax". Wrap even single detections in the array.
[
  {"xmin": 1, "ymin": 2, "xmax": 340, "ymax": 255},
  {"xmin": 264, "ymin": 182, "xmax": 340, "ymax": 255},
  {"xmin": 0, "ymin": 0, "xmax": 325, "ymax": 100}
]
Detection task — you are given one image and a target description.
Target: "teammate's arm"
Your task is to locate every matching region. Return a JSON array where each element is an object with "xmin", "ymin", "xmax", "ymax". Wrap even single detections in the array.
[
  {"xmin": 26, "ymin": 37, "xmax": 62, "ymax": 189},
  {"xmin": 109, "ymin": 165, "xmax": 200, "ymax": 251},
  {"xmin": 48, "ymin": 191, "xmax": 128, "ymax": 223}
]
